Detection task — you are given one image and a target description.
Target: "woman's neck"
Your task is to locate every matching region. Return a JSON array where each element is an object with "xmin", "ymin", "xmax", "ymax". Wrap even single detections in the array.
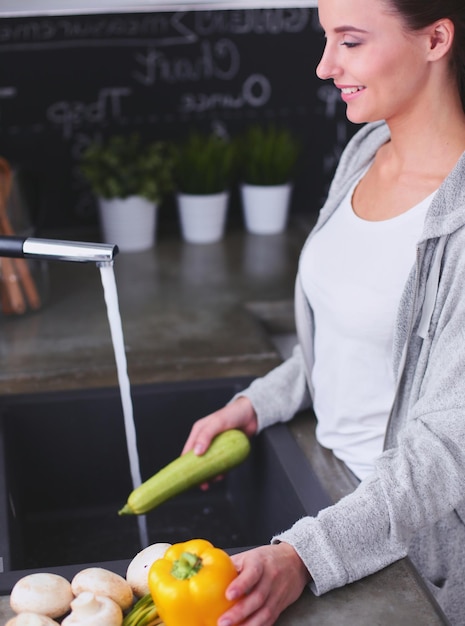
[
  {"xmin": 352, "ymin": 91, "xmax": 465, "ymax": 221},
  {"xmin": 384, "ymin": 88, "xmax": 465, "ymax": 177}
]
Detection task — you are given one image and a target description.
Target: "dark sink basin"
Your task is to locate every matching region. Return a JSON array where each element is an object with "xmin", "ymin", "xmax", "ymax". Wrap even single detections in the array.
[{"xmin": 0, "ymin": 376, "xmax": 331, "ymax": 593}]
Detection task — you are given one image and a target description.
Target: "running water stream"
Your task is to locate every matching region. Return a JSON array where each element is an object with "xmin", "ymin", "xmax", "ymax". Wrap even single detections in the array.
[{"xmin": 99, "ymin": 262, "xmax": 149, "ymax": 549}]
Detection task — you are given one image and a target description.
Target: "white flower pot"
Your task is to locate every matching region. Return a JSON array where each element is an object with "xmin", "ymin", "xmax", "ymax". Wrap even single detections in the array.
[
  {"xmin": 241, "ymin": 183, "xmax": 292, "ymax": 235},
  {"xmin": 177, "ymin": 191, "xmax": 229, "ymax": 244},
  {"xmin": 98, "ymin": 196, "xmax": 158, "ymax": 253}
]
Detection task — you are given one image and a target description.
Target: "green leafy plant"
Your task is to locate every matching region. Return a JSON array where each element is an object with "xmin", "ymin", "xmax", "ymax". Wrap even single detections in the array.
[
  {"xmin": 174, "ymin": 132, "xmax": 236, "ymax": 195},
  {"xmin": 237, "ymin": 125, "xmax": 300, "ymax": 186},
  {"xmin": 80, "ymin": 134, "xmax": 176, "ymax": 203}
]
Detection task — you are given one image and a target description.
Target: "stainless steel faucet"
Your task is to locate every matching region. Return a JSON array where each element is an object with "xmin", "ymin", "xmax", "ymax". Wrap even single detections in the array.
[{"xmin": 0, "ymin": 236, "xmax": 118, "ymax": 265}]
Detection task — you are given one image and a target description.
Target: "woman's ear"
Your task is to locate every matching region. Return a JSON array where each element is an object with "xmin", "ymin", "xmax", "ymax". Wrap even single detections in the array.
[{"xmin": 427, "ymin": 18, "xmax": 455, "ymax": 61}]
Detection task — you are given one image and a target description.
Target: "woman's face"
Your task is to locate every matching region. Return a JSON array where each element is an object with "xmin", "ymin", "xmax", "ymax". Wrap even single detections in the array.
[{"xmin": 316, "ymin": 0, "xmax": 433, "ymax": 125}]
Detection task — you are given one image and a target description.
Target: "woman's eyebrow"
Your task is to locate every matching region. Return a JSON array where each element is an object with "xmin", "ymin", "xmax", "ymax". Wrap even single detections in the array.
[{"xmin": 333, "ymin": 25, "xmax": 369, "ymax": 33}]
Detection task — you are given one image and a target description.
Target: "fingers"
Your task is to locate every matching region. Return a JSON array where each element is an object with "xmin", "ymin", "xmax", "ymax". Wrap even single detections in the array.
[
  {"xmin": 228, "ymin": 552, "xmax": 262, "ymax": 599},
  {"xmin": 181, "ymin": 412, "xmax": 224, "ymax": 456},
  {"xmin": 182, "ymin": 396, "xmax": 258, "ymax": 457},
  {"xmin": 219, "ymin": 555, "xmax": 275, "ymax": 626},
  {"xmin": 181, "ymin": 397, "xmax": 258, "ymax": 489},
  {"xmin": 181, "ymin": 419, "xmax": 204, "ymax": 455},
  {"xmin": 199, "ymin": 474, "xmax": 224, "ymax": 491},
  {"xmin": 218, "ymin": 554, "xmax": 267, "ymax": 626},
  {"xmin": 218, "ymin": 544, "xmax": 310, "ymax": 626}
]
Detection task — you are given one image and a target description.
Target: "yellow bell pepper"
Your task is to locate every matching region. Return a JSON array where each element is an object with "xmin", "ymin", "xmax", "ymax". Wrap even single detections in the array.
[{"xmin": 148, "ymin": 538, "xmax": 237, "ymax": 626}]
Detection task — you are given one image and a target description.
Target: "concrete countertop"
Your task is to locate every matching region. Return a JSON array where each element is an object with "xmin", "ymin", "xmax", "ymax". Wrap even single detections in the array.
[
  {"xmin": 0, "ymin": 223, "xmax": 449, "ymax": 624},
  {"xmin": 0, "ymin": 226, "xmax": 302, "ymax": 396}
]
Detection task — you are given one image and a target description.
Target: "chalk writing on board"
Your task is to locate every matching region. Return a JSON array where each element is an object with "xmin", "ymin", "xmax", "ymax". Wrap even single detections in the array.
[
  {"xmin": 194, "ymin": 9, "xmax": 311, "ymax": 35},
  {"xmin": 322, "ymin": 120, "xmax": 353, "ymax": 176},
  {"xmin": 0, "ymin": 86, "xmax": 16, "ymax": 98},
  {"xmin": 0, "ymin": 7, "xmax": 352, "ymax": 229},
  {"xmin": 0, "ymin": 86, "xmax": 16, "ymax": 122},
  {"xmin": 180, "ymin": 73, "xmax": 271, "ymax": 113},
  {"xmin": 0, "ymin": 13, "xmax": 195, "ymax": 49},
  {"xmin": 317, "ymin": 84, "xmax": 343, "ymax": 120},
  {"xmin": 133, "ymin": 38, "xmax": 240, "ymax": 85},
  {"xmin": 0, "ymin": 9, "xmax": 311, "ymax": 51},
  {"xmin": 47, "ymin": 87, "xmax": 132, "ymax": 139}
]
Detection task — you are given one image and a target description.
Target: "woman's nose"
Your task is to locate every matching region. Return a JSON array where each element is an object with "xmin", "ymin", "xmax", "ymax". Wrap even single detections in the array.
[{"xmin": 316, "ymin": 44, "xmax": 339, "ymax": 81}]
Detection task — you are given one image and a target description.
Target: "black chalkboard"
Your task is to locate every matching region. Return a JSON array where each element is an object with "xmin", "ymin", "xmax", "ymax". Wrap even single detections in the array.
[{"xmin": 0, "ymin": 8, "xmax": 356, "ymax": 232}]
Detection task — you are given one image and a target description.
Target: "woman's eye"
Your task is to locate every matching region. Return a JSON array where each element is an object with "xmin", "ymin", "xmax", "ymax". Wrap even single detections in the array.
[{"xmin": 340, "ymin": 41, "xmax": 360, "ymax": 48}]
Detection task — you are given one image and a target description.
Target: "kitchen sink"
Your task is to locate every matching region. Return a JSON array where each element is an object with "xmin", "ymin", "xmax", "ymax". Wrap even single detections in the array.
[{"xmin": 0, "ymin": 376, "xmax": 331, "ymax": 592}]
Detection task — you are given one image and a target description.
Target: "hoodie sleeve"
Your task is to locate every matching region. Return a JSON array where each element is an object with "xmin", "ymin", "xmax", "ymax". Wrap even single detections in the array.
[
  {"xmin": 236, "ymin": 343, "xmax": 312, "ymax": 432},
  {"xmin": 274, "ymin": 404, "xmax": 465, "ymax": 595},
  {"xmin": 274, "ymin": 219, "xmax": 465, "ymax": 596}
]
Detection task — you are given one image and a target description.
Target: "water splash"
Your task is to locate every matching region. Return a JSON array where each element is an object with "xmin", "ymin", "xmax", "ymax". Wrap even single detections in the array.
[{"xmin": 99, "ymin": 263, "xmax": 148, "ymax": 549}]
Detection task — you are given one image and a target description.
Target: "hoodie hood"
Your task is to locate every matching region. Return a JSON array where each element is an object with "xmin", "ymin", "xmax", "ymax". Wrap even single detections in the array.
[
  {"xmin": 318, "ymin": 120, "xmax": 465, "ymax": 242},
  {"xmin": 296, "ymin": 120, "xmax": 465, "ymax": 392},
  {"xmin": 420, "ymin": 149, "xmax": 465, "ymax": 241}
]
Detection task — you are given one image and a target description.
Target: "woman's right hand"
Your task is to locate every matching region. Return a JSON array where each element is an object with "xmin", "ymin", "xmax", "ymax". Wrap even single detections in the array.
[{"xmin": 182, "ymin": 395, "xmax": 258, "ymax": 457}]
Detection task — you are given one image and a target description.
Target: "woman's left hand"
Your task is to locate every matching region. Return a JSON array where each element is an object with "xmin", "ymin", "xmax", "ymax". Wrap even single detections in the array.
[{"xmin": 218, "ymin": 542, "xmax": 312, "ymax": 626}]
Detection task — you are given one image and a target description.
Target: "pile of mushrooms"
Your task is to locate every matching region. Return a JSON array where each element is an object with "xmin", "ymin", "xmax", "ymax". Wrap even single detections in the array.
[
  {"xmin": 7, "ymin": 573, "xmax": 73, "ymax": 625},
  {"xmin": 7, "ymin": 568, "xmax": 132, "ymax": 626},
  {"xmin": 7, "ymin": 543, "xmax": 171, "ymax": 626}
]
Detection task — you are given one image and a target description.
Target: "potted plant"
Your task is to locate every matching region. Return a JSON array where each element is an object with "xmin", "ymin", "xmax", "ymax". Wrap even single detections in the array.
[
  {"xmin": 237, "ymin": 125, "xmax": 300, "ymax": 235},
  {"xmin": 174, "ymin": 132, "xmax": 235, "ymax": 244},
  {"xmin": 80, "ymin": 133, "xmax": 175, "ymax": 252}
]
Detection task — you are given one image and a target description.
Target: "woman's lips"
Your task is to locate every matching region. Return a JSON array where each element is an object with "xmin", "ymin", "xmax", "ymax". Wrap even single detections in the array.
[{"xmin": 336, "ymin": 85, "xmax": 366, "ymax": 101}]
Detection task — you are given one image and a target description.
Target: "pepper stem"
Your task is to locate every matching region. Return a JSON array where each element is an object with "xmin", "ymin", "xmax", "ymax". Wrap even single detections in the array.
[{"xmin": 171, "ymin": 551, "xmax": 203, "ymax": 580}]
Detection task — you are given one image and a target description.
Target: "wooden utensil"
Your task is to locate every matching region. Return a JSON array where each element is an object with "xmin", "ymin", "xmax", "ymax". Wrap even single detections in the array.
[{"xmin": 0, "ymin": 156, "xmax": 41, "ymax": 314}]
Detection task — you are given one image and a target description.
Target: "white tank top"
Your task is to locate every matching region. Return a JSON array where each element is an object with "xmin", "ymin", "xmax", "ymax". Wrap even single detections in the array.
[{"xmin": 300, "ymin": 179, "xmax": 433, "ymax": 479}]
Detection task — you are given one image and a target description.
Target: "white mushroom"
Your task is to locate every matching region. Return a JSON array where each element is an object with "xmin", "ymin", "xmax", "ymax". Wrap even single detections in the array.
[
  {"xmin": 10, "ymin": 573, "xmax": 74, "ymax": 618},
  {"xmin": 71, "ymin": 568, "xmax": 133, "ymax": 611},
  {"xmin": 126, "ymin": 542, "xmax": 171, "ymax": 597},
  {"xmin": 6, "ymin": 614, "xmax": 59, "ymax": 626},
  {"xmin": 61, "ymin": 592, "xmax": 122, "ymax": 626}
]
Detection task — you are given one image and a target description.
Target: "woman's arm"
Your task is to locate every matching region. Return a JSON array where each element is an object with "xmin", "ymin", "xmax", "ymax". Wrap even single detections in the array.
[{"xmin": 183, "ymin": 343, "xmax": 312, "ymax": 455}]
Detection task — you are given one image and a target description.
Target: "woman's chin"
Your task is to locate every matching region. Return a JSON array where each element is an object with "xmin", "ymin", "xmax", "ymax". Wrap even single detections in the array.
[{"xmin": 345, "ymin": 107, "xmax": 382, "ymax": 126}]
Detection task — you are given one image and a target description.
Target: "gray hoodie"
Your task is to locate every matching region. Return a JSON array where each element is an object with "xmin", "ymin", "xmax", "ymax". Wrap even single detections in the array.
[{"xmin": 241, "ymin": 121, "xmax": 465, "ymax": 624}]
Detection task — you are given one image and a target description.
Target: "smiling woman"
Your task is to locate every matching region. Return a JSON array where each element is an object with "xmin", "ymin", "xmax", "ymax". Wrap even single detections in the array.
[
  {"xmin": 316, "ymin": 0, "xmax": 459, "ymax": 129},
  {"xmin": 179, "ymin": 0, "xmax": 465, "ymax": 625}
]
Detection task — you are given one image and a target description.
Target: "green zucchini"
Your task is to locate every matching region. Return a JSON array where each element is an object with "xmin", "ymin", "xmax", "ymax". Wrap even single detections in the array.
[{"xmin": 119, "ymin": 429, "xmax": 251, "ymax": 516}]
